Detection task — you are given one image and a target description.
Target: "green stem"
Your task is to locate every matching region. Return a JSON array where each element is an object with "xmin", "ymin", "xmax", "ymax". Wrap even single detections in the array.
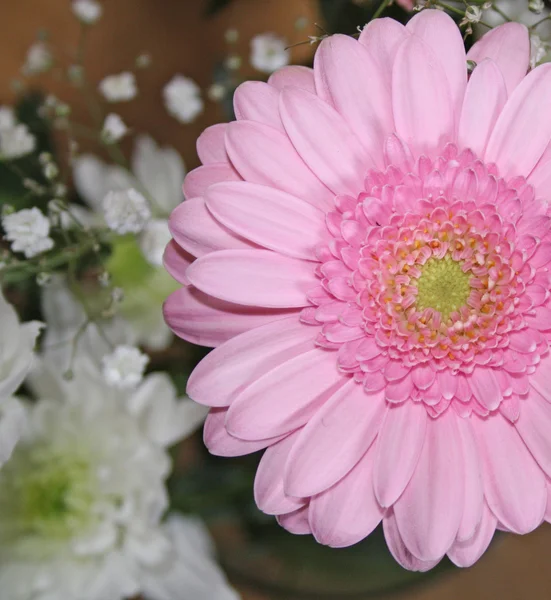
[
  {"xmin": 530, "ymin": 15, "xmax": 551, "ymax": 30},
  {"xmin": 372, "ymin": 0, "xmax": 391, "ymax": 20},
  {"xmin": 491, "ymin": 4, "xmax": 512, "ymax": 22},
  {"xmin": 0, "ymin": 235, "xmax": 107, "ymax": 285}
]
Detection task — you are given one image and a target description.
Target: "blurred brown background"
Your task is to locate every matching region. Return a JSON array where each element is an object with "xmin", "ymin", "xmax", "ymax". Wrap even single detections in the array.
[{"xmin": 1, "ymin": 1, "xmax": 551, "ymax": 598}]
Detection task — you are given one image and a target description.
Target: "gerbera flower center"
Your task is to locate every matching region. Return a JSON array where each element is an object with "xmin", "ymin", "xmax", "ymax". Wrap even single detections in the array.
[{"xmin": 415, "ymin": 255, "xmax": 471, "ymax": 320}]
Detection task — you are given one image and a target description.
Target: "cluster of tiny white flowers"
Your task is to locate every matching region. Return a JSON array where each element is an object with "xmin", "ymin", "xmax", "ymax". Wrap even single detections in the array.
[
  {"xmin": 101, "ymin": 113, "xmax": 128, "ymax": 143},
  {"xmin": 72, "ymin": 0, "xmax": 103, "ymax": 24},
  {"xmin": 2, "ymin": 208, "xmax": 54, "ymax": 258},
  {"xmin": 101, "ymin": 344, "xmax": 149, "ymax": 389},
  {"xmin": 0, "ymin": 106, "xmax": 15, "ymax": 131},
  {"xmin": 163, "ymin": 75, "xmax": 204, "ymax": 124},
  {"xmin": 250, "ymin": 32, "xmax": 290, "ymax": 73},
  {"xmin": 99, "ymin": 72, "xmax": 137, "ymax": 102},
  {"xmin": 22, "ymin": 41, "xmax": 52, "ymax": 75},
  {"xmin": 0, "ymin": 124, "xmax": 36, "ymax": 160},
  {"xmin": 103, "ymin": 188, "xmax": 151, "ymax": 234}
]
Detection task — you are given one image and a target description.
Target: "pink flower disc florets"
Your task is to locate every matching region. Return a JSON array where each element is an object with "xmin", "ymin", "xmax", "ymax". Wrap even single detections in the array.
[{"xmin": 308, "ymin": 141, "xmax": 550, "ymax": 419}]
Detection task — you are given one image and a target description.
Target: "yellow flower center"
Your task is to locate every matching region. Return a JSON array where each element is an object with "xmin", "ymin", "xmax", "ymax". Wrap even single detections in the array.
[{"xmin": 415, "ymin": 255, "xmax": 471, "ymax": 320}]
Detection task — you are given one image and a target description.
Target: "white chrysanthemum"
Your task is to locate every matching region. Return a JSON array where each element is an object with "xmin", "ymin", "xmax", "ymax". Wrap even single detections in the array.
[
  {"xmin": 2, "ymin": 208, "xmax": 54, "ymax": 258},
  {"xmin": 72, "ymin": 0, "xmax": 103, "ymax": 24},
  {"xmin": 23, "ymin": 42, "xmax": 52, "ymax": 75},
  {"xmin": 101, "ymin": 113, "xmax": 128, "ymax": 144},
  {"xmin": 0, "ymin": 291, "xmax": 42, "ymax": 464},
  {"xmin": 250, "ymin": 33, "xmax": 290, "ymax": 73},
  {"xmin": 102, "ymin": 345, "xmax": 149, "ymax": 389},
  {"xmin": 99, "ymin": 72, "xmax": 137, "ymax": 102},
  {"xmin": 530, "ymin": 33, "xmax": 548, "ymax": 68},
  {"xmin": 0, "ymin": 360, "xmax": 225, "ymax": 600},
  {"xmin": 138, "ymin": 218, "xmax": 172, "ymax": 266},
  {"xmin": 0, "ymin": 106, "xmax": 16, "ymax": 131},
  {"xmin": 0, "ymin": 124, "xmax": 36, "ymax": 160},
  {"xmin": 163, "ymin": 75, "xmax": 204, "ymax": 124},
  {"xmin": 103, "ymin": 188, "xmax": 151, "ymax": 234}
]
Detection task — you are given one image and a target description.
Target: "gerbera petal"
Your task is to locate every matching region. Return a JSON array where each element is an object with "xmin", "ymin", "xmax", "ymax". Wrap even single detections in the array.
[
  {"xmin": 254, "ymin": 431, "xmax": 306, "ymax": 515},
  {"xmin": 468, "ymin": 368, "xmax": 502, "ymax": 411},
  {"xmin": 186, "ymin": 249, "xmax": 316, "ymax": 308},
  {"xmin": 466, "ymin": 22, "xmax": 529, "ymax": 96},
  {"xmin": 196, "ymin": 124, "xmax": 229, "ymax": 165},
  {"xmin": 485, "ymin": 64, "xmax": 551, "ymax": 179},
  {"xmin": 205, "ymin": 181, "xmax": 326, "ymax": 260},
  {"xmin": 458, "ymin": 59, "xmax": 508, "ymax": 158},
  {"xmin": 226, "ymin": 349, "xmax": 347, "ymax": 440},
  {"xmin": 277, "ymin": 506, "xmax": 311, "ymax": 535},
  {"xmin": 394, "ymin": 409, "xmax": 464, "ymax": 561},
  {"xmin": 383, "ymin": 512, "xmax": 443, "ymax": 572},
  {"xmin": 515, "ymin": 389, "xmax": 551, "ymax": 478},
  {"xmin": 456, "ymin": 417, "xmax": 484, "ymax": 542},
  {"xmin": 268, "ymin": 65, "xmax": 315, "ymax": 92},
  {"xmin": 279, "ymin": 86, "xmax": 373, "ymax": 196},
  {"xmin": 233, "ymin": 81, "xmax": 283, "ymax": 131},
  {"xmin": 183, "ymin": 164, "xmax": 241, "ymax": 199},
  {"xmin": 163, "ymin": 241, "xmax": 193, "ymax": 285},
  {"xmin": 169, "ymin": 197, "xmax": 255, "ymax": 257},
  {"xmin": 204, "ymin": 408, "xmax": 285, "ymax": 457},
  {"xmin": 392, "ymin": 35, "xmax": 454, "ymax": 158},
  {"xmin": 314, "ymin": 34, "xmax": 393, "ymax": 167},
  {"xmin": 406, "ymin": 9, "xmax": 467, "ymax": 123},
  {"xmin": 447, "ymin": 504, "xmax": 497, "ymax": 568},
  {"xmin": 187, "ymin": 316, "xmax": 316, "ymax": 407},
  {"xmin": 474, "ymin": 414, "xmax": 547, "ymax": 534},
  {"xmin": 284, "ymin": 381, "xmax": 385, "ymax": 497},
  {"xmin": 358, "ymin": 17, "xmax": 408, "ymax": 78},
  {"xmin": 225, "ymin": 120, "xmax": 333, "ymax": 210},
  {"xmin": 309, "ymin": 443, "xmax": 383, "ymax": 548},
  {"xmin": 530, "ymin": 354, "xmax": 551, "ymax": 402},
  {"xmin": 164, "ymin": 286, "xmax": 295, "ymax": 348},
  {"xmin": 374, "ymin": 402, "xmax": 427, "ymax": 507}
]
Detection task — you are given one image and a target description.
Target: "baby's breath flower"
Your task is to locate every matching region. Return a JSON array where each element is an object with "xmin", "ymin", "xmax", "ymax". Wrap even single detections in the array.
[
  {"xmin": 2, "ymin": 208, "xmax": 54, "ymax": 258},
  {"xmin": 163, "ymin": 75, "xmax": 203, "ymax": 124},
  {"xmin": 250, "ymin": 33, "xmax": 290, "ymax": 73},
  {"xmin": 0, "ymin": 106, "xmax": 16, "ymax": 131},
  {"xmin": 101, "ymin": 345, "xmax": 149, "ymax": 389},
  {"xmin": 208, "ymin": 83, "xmax": 226, "ymax": 102},
  {"xmin": 225, "ymin": 28, "xmax": 239, "ymax": 43},
  {"xmin": 99, "ymin": 72, "xmax": 137, "ymax": 102},
  {"xmin": 465, "ymin": 5, "xmax": 482, "ymax": 23},
  {"xmin": 135, "ymin": 53, "xmax": 152, "ymax": 69},
  {"xmin": 0, "ymin": 124, "xmax": 36, "ymax": 160},
  {"xmin": 101, "ymin": 113, "xmax": 128, "ymax": 144},
  {"xmin": 225, "ymin": 55, "xmax": 242, "ymax": 70},
  {"xmin": 529, "ymin": 0, "xmax": 545, "ymax": 14},
  {"xmin": 102, "ymin": 188, "xmax": 151, "ymax": 234},
  {"xmin": 22, "ymin": 41, "xmax": 52, "ymax": 75},
  {"xmin": 72, "ymin": 0, "xmax": 103, "ymax": 24}
]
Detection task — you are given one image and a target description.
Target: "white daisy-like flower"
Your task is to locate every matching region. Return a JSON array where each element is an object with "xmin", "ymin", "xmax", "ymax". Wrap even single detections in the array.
[
  {"xmin": 250, "ymin": 33, "xmax": 290, "ymax": 73},
  {"xmin": 0, "ymin": 124, "xmax": 36, "ymax": 160},
  {"xmin": 99, "ymin": 72, "xmax": 137, "ymax": 103},
  {"xmin": 72, "ymin": 0, "xmax": 103, "ymax": 24},
  {"xmin": 101, "ymin": 113, "xmax": 128, "ymax": 144},
  {"xmin": 138, "ymin": 218, "xmax": 172, "ymax": 267},
  {"xmin": 0, "ymin": 359, "xmax": 228, "ymax": 600},
  {"xmin": 530, "ymin": 32, "xmax": 548, "ymax": 68},
  {"xmin": 103, "ymin": 188, "xmax": 151, "ymax": 234},
  {"xmin": 22, "ymin": 42, "xmax": 52, "ymax": 75},
  {"xmin": 163, "ymin": 75, "xmax": 203, "ymax": 124},
  {"xmin": 0, "ymin": 106, "xmax": 16, "ymax": 131},
  {"xmin": 70, "ymin": 137, "xmax": 185, "ymax": 349},
  {"xmin": 102, "ymin": 345, "xmax": 149, "ymax": 389},
  {"xmin": 2, "ymin": 208, "xmax": 54, "ymax": 258},
  {"xmin": 0, "ymin": 291, "xmax": 42, "ymax": 464}
]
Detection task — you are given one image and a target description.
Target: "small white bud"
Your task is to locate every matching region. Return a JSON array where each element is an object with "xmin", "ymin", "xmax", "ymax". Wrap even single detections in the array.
[
  {"xmin": 102, "ymin": 345, "xmax": 149, "ymax": 390},
  {"xmin": 529, "ymin": 0, "xmax": 545, "ymax": 14},
  {"xmin": 103, "ymin": 188, "xmax": 151, "ymax": 234}
]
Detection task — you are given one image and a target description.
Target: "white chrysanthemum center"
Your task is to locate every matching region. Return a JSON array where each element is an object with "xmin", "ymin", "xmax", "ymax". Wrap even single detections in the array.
[{"xmin": 0, "ymin": 444, "xmax": 96, "ymax": 542}]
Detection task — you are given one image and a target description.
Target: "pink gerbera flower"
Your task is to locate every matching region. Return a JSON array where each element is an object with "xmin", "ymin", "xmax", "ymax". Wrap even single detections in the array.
[{"xmin": 163, "ymin": 10, "xmax": 551, "ymax": 570}]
